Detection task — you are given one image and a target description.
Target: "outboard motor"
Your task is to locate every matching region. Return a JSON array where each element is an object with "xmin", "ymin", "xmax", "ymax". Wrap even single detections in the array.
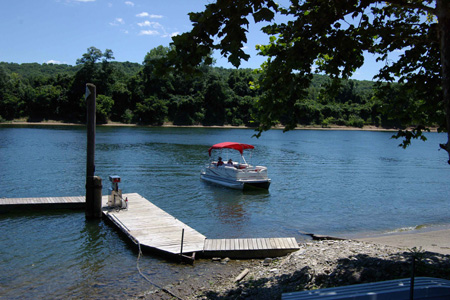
[{"xmin": 108, "ymin": 175, "xmax": 127, "ymax": 209}]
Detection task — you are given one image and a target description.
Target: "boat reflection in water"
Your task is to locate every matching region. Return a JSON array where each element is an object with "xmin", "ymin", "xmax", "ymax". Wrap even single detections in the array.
[{"xmin": 200, "ymin": 142, "xmax": 271, "ymax": 190}]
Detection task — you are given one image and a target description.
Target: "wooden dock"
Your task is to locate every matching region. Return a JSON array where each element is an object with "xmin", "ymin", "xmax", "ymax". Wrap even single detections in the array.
[
  {"xmin": 203, "ymin": 237, "xmax": 299, "ymax": 258},
  {"xmin": 102, "ymin": 193, "xmax": 299, "ymax": 258},
  {"xmin": 102, "ymin": 193, "xmax": 206, "ymax": 257},
  {"xmin": 0, "ymin": 196, "xmax": 85, "ymax": 212},
  {"xmin": 1, "ymin": 193, "xmax": 300, "ymax": 260}
]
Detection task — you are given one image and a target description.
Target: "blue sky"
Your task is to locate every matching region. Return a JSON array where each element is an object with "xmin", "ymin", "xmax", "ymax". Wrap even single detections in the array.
[{"xmin": 0, "ymin": 0, "xmax": 385, "ymax": 81}]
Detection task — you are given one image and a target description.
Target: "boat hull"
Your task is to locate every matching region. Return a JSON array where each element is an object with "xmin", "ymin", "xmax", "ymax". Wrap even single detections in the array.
[
  {"xmin": 200, "ymin": 172, "xmax": 271, "ymax": 190},
  {"xmin": 243, "ymin": 181, "xmax": 271, "ymax": 190}
]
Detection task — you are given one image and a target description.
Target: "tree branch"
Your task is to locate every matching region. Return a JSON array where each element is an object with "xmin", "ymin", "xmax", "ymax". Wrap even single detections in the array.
[{"xmin": 382, "ymin": 0, "xmax": 436, "ymax": 15}]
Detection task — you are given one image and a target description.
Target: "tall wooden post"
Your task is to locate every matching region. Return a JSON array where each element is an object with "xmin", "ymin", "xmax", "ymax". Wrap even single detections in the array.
[{"xmin": 85, "ymin": 83, "xmax": 102, "ymax": 219}]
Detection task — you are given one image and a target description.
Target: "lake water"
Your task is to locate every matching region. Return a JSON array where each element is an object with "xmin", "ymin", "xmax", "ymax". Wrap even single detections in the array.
[{"xmin": 1, "ymin": 125, "xmax": 449, "ymax": 299}]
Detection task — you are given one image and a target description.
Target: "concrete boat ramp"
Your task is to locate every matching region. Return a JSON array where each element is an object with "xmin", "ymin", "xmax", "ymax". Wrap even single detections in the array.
[{"xmin": 1, "ymin": 193, "xmax": 299, "ymax": 261}]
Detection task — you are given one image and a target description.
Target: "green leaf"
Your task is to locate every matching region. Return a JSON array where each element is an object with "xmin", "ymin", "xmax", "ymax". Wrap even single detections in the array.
[{"xmin": 253, "ymin": 7, "xmax": 275, "ymax": 23}]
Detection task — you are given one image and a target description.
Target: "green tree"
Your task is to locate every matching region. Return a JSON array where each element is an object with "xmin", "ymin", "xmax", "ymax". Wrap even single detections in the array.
[
  {"xmin": 74, "ymin": 46, "xmax": 116, "ymax": 96},
  {"xmin": 96, "ymin": 94, "xmax": 114, "ymax": 124},
  {"xmin": 170, "ymin": 0, "xmax": 450, "ymax": 164},
  {"xmin": 142, "ymin": 46, "xmax": 174, "ymax": 98},
  {"xmin": 171, "ymin": 94, "xmax": 204, "ymax": 125},
  {"xmin": 62, "ymin": 47, "xmax": 118, "ymax": 122},
  {"xmin": 228, "ymin": 69, "xmax": 257, "ymax": 97},
  {"xmin": 28, "ymin": 85, "xmax": 63, "ymax": 121},
  {"xmin": 0, "ymin": 66, "xmax": 8, "ymax": 120},
  {"xmin": 0, "ymin": 72, "xmax": 28, "ymax": 120},
  {"xmin": 110, "ymin": 82, "xmax": 132, "ymax": 122},
  {"xmin": 134, "ymin": 96, "xmax": 168, "ymax": 125},
  {"xmin": 202, "ymin": 74, "xmax": 228, "ymax": 125},
  {"xmin": 76, "ymin": 47, "xmax": 103, "ymax": 66}
]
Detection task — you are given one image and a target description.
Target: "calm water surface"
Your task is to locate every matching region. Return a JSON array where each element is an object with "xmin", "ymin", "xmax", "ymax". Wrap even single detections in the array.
[{"xmin": 1, "ymin": 126, "xmax": 449, "ymax": 299}]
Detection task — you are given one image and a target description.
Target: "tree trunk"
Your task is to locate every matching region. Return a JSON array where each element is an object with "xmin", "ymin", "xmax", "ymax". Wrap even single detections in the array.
[{"xmin": 437, "ymin": 0, "xmax": 450, "ymax": 164}]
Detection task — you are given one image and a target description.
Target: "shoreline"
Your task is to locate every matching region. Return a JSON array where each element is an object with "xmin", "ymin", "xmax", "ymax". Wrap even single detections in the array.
[
  {"xmin": 307, "ymin": 223, "xmax": 450, "ymax": 256},
  {"xmin": 0, "ymin": 119, "xmax": 428, "ymax": 132},
  {"xmin": 354, "ymin": 227, "xmax": 450, "ymax": 256},
  {"xmin": 134, "ymin": 228, "xmax": 450, "ymax": 300}
]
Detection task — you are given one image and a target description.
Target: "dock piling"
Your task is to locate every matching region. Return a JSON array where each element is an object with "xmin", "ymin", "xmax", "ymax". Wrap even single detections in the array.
[
  {"xmin": 85, "ymin": 83, "xmax": 102, "ymax": 219},
  {"xmin": 86, "ymin": 176, "xmax": 102, "ymax": 218}
]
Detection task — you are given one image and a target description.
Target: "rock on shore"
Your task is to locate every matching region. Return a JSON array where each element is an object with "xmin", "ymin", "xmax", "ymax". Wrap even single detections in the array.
[{"xmin": 134, "ymin": 239, "xmax": 450, "ymax": 300}]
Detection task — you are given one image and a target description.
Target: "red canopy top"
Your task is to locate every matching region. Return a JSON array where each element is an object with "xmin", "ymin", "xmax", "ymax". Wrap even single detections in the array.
[{"xmin": 208, "ymin": 142, "xmax": 254, "ymax": 156}]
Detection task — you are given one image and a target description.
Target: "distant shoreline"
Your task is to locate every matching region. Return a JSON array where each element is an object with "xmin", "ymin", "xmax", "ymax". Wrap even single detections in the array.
[{"xmin": 1, "ymin": 119, "xmax": 430, "ymax": 132}]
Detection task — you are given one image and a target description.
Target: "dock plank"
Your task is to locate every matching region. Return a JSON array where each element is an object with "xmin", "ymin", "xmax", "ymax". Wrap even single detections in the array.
[
  {"xmin": 273, "ymin": 238, "xmax": 282, "ymax": 249},
  {"xmin": 232, "ymin": 239, "xmax": 237, "ymax": 250},
  {"xmin": 253, "ymin": 238, "xmax": 260, "ymax": 250},
  {"xmin": 288, "ymin": 237, "xmax": 298, "ymax": 249},
  {"xmin": 243, "ymin": 239, "xmax": 249, "ymax": 250}
]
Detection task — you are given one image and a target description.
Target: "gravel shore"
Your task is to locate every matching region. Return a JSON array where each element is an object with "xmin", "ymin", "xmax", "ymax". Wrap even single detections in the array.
[{"xmin": 132, "ymin": 237, "xmax": 450, "ymax": 300}]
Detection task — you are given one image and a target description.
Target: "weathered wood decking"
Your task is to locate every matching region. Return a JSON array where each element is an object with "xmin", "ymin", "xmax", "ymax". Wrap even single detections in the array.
[
  {"xmin": 102, "ymin": 193, "xmax": 299, "ymax": 258},
  {"xmin": 102, "ymin": 193, "xmax": 206, "ymax": 256},
  {"xmin": 0, "ymin": 196, "xmax": 85, "ymax": 211},
  {"xmin": 1, "ymin": 193, "xmax": 300, "ymax": 260},
  {"xmin": 203, "ymin": 237, "xmax": 299, "ymax": 258}
]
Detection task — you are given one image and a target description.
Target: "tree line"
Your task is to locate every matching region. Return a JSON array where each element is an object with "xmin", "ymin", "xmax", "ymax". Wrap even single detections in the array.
[{"xmin": 0, "ymin": 46, "xmax": 422, "ymax": 129}]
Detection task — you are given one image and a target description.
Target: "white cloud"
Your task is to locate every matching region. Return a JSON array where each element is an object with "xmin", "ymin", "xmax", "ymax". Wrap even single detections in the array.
[
  {"xmin": 137, "ymin": 21, "xmax": 163, "ymax": 29},
  {"xmin": 125, "ymin": 1, "xmax": 134, "ymax": 6},
  {"xmin": 136, "ymin": 12, "xmax": 163, "ymax": 18},
  {"xmin": 137, "ymin": 20, "xmax": 151, "ymax": 27},
  {"xmin": 139, "ymin": 30, "xmax": 159, "ymax": 36},
  {"xmin": 162, "ymin": 32, "xmax": 179, "ymax": 38},
  {"xmin": 74, "ymin": 0, "xmax": 95, "ymax": 2},
  {"xmin": 137, "ymin": 22, "xmax": 179, "ymax": 38},
  {"xmin": 110, "ymin": 17, "xmax": 125, "ymax": 26},
  {"xmin": 45, "ymin": 60, "xmax": 63, "ymax": 64},
  {"xmin": 136, "ymin": 13, "xmax": 167, "ymax": 37}
]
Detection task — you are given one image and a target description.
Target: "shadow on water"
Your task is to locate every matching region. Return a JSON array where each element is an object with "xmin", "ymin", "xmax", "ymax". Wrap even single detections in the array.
[{"xmin": 0, "ymin": 207, "xmax": 83, "ymax": 219}]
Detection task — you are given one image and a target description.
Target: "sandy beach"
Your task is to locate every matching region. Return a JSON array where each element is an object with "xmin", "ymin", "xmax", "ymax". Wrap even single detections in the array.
[{"xmin": 356, "ymin": 228, "xmax": 450, "ymax": 255}]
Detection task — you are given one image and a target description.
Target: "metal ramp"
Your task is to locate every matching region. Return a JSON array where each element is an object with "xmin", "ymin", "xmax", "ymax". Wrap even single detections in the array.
[{"xmin": 282, "ymin": 277, "xmax": 450, "ymax": 300}]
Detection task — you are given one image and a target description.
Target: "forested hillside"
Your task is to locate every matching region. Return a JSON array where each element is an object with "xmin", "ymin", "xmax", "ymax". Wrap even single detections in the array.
[{"xmin": 0, "ymin": 46, "xmax": 414, "ymax": 128}]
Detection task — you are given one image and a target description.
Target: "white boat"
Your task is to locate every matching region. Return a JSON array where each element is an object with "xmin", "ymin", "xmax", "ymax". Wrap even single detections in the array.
[{"xmin": 200, "ymin": 142, "xmax": 271, "ymax": 190}]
